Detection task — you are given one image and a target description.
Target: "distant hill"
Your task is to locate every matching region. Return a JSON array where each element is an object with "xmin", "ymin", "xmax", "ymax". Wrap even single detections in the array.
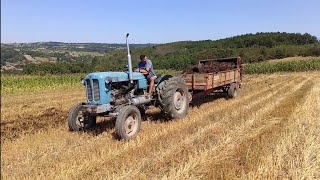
[
  {"xmin": 201, "ymin": 32, "xmax": 318, "ymax": 48},
  {"xmin": 95, "ymin": 32, "xmax": 320, "ymax": 71},
  {"xmin": 2, "ymin": 42, "xmax": 154, "ymax": 52},
  {"xmin": 2, "ymin": 32, "xmax": 320, "ymax": 74},
  {"xmin": 1, "ymin": 42, "xmax": 154, "ymax": 67}
]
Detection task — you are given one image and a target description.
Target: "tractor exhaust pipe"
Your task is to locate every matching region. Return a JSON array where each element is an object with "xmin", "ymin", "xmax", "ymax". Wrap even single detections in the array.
[{"xmin": 126, "ymin": 33, "xmax": 133, "ymax": 84}]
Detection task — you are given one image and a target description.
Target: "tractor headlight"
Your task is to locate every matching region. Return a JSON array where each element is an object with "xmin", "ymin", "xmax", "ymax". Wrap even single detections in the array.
[{"xmin": 81, "ymin": 78, "xmax": 85, "ymax": 85}]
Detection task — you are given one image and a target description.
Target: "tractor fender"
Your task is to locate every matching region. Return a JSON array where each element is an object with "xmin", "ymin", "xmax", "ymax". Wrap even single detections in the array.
[{"xmin": 155, "ymin": 75, "xmax": 173, "ymax": 89}]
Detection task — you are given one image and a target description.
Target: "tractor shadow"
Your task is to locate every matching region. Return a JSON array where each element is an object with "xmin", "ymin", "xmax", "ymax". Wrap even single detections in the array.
[
  {"xmin": 86, "ymin": 117, "xmax": 118, "ymax": 138},
  {"xmin": 85, "ymin": 93, "xmax": 228, "ymax": 138},
  {"xmin": 147, "ymin": 92, "xmax": 228, "ymax": 122},
  {"xmin": 147, "ymin": 110, "xmax": 171, "ymax": 122}
]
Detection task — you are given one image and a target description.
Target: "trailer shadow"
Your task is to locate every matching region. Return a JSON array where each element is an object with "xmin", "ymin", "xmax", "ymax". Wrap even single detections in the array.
[{"xmin": 191, "ymin": 92, "xmax": 228, "ymax": 108}]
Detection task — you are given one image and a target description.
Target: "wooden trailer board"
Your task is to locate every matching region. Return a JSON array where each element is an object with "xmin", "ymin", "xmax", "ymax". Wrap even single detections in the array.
[{"xmin": 182, "ymin": 57, "xmax": 242, "ymax": 100}]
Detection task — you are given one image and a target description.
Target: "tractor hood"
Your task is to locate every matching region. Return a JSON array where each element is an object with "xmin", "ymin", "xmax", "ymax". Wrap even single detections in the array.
[{"xmin": 83, "ymin": 72, "xmax": 145, "ymax": 82}]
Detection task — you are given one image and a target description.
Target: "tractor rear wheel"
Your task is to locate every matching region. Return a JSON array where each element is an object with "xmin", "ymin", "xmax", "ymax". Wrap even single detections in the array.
[
  {"xmin": 115, "ymin": 105, "xmax": 141, "ymax": 140},
  {"xmin": 157, "ymin": 77, "xmax": 189, "ymax": 119},
  {"xmin": 68, "ymin": 103, "xmax": 96, "ymax": 131}
]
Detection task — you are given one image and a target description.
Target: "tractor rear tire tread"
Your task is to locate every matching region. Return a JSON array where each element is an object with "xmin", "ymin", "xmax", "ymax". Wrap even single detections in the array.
[{"xmin": 157, "ymin": 77, "xmax": 189, "ymax": 119}]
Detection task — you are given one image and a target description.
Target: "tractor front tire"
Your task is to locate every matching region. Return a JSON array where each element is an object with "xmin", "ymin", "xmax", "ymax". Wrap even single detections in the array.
[
  {"xmin": 68, "ymin": 103, "xmax": 96, "ymax": 131},
  {"xmin": 157, "ymin": 77, "xmax": 189, "ymax": 119},
  {"xmin": 115, "ymin": 105, "xmax": 142, "ymax": 140}
]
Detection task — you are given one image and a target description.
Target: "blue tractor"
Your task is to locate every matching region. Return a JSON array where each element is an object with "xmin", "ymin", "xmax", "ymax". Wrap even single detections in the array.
[{"xmin": 68, "ymin": 34, "xmax": 189, "ymax": 140}]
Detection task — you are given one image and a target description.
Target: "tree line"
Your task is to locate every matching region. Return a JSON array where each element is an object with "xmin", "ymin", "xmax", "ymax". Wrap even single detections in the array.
[{"xmin": 5, "ymin": 32, "xmax": 319, "ymax": 75}]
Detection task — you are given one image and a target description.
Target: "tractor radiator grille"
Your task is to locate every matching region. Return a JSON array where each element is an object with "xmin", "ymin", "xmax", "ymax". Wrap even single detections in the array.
[
  {"xmin": 93, "ymin": 79, "xmax": 100, "ymax": 101},
  {"xmin": 86, "ymin": 79, "xmax": 100, "ymax": 102},
  {"xmin": 86, "ymin": 79, "xmax": 93, "ymax": 101}
]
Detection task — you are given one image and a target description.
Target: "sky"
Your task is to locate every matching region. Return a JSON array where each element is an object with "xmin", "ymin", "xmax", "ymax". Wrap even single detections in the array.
[{"xmin": 1, "ymin": 0, "xmax": 320, "ymax": 43}]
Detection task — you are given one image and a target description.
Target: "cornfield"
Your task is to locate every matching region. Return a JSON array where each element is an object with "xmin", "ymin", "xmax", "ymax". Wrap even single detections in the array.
[
  {"xmin": 1, "ymin": 70, "xmax": 180, "ymax": 95},
  {"xmin": 1, "ymin": 74, "xmax": 84, "ymax": 94},
  {"xmin": 244, "ymin": 58, "xmax": 320, "ymax": 74},
  {"xmin": 2, "ymin": 59, "xmax": 319, "ymax": 94}
]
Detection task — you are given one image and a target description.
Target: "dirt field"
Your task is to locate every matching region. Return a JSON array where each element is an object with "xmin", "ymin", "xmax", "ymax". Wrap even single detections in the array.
[{"xmin": 1, "ymin": 72, "xmax": 320, "ymax": 179}]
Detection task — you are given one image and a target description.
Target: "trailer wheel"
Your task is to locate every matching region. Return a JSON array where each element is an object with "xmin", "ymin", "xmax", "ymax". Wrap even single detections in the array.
[
  {"xmin": 227, "ymin": 83, "xmax": 239, "ymax": 98},
  {"xmin": 157, "ymin": 77, "xmax": 189, "ymax": 119},
  {"xmin": 115, "ymin": 105, "xmax": 141, "ymax": 140},
  {"xmin": 68, "ymin": 103, "xmax": 96, "ymax": 131}
]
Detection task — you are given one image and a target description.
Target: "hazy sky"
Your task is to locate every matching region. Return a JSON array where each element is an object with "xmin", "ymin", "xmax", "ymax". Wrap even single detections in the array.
[{"xmin": 1, "ymin": 0, "xmax": 319, "ymax": 43}]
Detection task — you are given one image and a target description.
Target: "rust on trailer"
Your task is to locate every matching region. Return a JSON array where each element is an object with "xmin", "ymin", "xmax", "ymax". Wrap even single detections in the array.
[{"xmin": 182, "ymin": 57, "xmax": 242, "ymax": 100}]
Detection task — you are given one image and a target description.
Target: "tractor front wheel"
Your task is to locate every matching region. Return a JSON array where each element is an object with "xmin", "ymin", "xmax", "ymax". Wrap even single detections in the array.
[
  {"xmin": 68, "ymin": 103, "xmax": 96, "ymax": 131},
  {"xmin": 115, "ymin": 105, "xmax": 141, "ymax": 140}
]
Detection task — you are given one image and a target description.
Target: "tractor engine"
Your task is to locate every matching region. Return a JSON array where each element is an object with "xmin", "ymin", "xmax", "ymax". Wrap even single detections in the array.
[{"xmin": 110, "ymin": 82, "xmax": 131, "ymax": 106}]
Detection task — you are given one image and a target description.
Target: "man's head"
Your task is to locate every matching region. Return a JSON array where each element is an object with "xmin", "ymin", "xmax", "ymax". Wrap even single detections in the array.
[{"xmin": 140, "ymin": 54, "xmax": 147, "ymax": 62}]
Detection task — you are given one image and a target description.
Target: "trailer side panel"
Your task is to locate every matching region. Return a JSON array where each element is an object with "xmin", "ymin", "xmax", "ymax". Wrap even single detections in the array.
[{"xmin": 182, "ymin": 57, "xmax": 242, "ymax": 100}]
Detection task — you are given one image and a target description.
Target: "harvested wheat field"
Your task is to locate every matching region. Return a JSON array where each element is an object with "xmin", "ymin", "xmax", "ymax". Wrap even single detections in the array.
[{"xmin": 1, "ymin": 72, "xmax": 320, "ymax": 179}]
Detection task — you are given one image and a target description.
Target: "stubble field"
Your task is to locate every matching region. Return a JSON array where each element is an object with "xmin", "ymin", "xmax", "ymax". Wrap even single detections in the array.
[{"xmin": 1, "ymin": 71, "xmax": 320, "ymax": 179}]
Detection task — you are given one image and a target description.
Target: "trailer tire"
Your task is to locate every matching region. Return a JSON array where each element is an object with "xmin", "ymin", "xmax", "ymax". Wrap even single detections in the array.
[
  {"xmin": 68, "ymin": 103, "xmax": 96, "ymax": 131},
  {"xmin": 228, "ymin": 83, "xmax": 239, "ymax": 98},
  {"xmin": 157, "ymin": 77, "xmax": 189, "ymax": 119},
  {"xmin": 115, "ymin": 105, "xmax": 141, "ymax": 140}
]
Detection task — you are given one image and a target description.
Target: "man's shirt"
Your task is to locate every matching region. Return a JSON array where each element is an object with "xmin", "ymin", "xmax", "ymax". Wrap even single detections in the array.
[{"xmin": 138, "ymin": 59, "xmax": 156, "ymax": 77}]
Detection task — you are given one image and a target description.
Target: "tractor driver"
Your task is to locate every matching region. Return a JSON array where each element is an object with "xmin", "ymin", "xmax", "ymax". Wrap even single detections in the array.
[{"xmin": 135, "ymin": 55, "xmax": 157, "ymax": 98}]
